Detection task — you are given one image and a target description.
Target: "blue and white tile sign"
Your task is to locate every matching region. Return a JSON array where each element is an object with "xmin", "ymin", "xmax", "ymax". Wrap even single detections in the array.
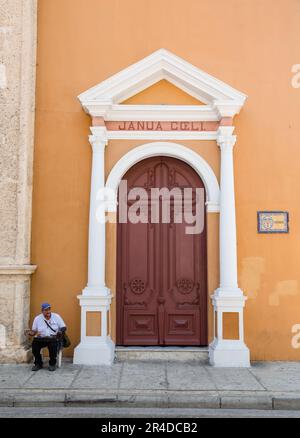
[{"xmin": 258, "ymin": 211, "xmax": 289, "ymax": 234}]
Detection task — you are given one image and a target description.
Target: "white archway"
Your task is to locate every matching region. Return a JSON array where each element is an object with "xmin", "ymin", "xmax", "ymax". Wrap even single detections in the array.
[{"xmin": 106, "ymin": 142, "xmax": 220, "ymax": 213}]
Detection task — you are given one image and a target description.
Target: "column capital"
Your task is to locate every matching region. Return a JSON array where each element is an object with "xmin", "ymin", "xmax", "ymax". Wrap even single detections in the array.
[
  {"xmin": 89, "ymin": 126, "xmax": 108, "ymax": 152},
  {"xmin": 216, "ymin": 126, "xmax": 237, "ymax": 151}
]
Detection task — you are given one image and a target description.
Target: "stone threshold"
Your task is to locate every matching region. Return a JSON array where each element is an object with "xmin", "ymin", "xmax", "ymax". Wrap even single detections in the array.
[{"xmin": 115, "ymin": 346, "xmax": 209, "ymax": 363}]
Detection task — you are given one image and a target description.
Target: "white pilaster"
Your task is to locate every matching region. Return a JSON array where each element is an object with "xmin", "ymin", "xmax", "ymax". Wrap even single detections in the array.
[
  {"xmin": 86, "ymin": 127, "xmax": 109, "ymax": 296},
  {"xmin": 74, "ymin": 127, "xmax": 115, "ymax": 365},
  {"xmin": 209, "ymin": 126, "xmax": 250, "ymax": 367}
]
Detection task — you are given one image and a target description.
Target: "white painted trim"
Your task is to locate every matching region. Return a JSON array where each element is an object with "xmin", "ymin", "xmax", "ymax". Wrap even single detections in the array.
[
  {"xmin": 107, "ymin": 130, "xmax": 217, "ymax": 141},
  {"xmin": 102, "ymin": 105, "xmax": 219, "ymax": 121},
  {"xmin": 78, "ymin": 49, "xmax": 247, "ymax": 119},
  {"xmin": 105, "ymin": 141, "xmax": 220, "ymax": 213},
  {"xmin": 79, "ymin": 49, "xmax": 247, "ymax": 103},
  {"xmin": 87, "ymin": 104, "xmax": 244, "ymax": 122},
  {"xmin": 88, "ymin": 105, "xmax": 220, "ymax": 121}
]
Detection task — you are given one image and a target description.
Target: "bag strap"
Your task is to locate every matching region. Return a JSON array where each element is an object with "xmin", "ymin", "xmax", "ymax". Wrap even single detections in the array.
[{"xmin": 44, "ymin": 319, "xmax": 57, "ymax": 334}]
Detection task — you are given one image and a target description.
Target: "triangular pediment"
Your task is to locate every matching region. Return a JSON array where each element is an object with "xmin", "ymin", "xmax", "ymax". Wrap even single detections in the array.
[{"xmin": 79, "ymin": 49, "xmax": 247, "ymax": 120}]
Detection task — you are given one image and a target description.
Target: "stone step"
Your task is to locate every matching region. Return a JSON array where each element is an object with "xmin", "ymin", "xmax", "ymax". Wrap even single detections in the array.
[{"xmin": 115, "ymin": 346, "xmax": 209, "ymax": 363}]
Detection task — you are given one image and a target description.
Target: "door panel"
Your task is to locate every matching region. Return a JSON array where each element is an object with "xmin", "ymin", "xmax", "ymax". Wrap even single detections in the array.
[{"xmin": 117, "ymin": 156, "xmax": 208, "ymax": 346}]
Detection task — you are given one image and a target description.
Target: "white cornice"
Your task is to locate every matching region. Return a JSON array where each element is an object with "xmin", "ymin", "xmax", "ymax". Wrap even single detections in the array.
[
  {"xmin": 78, "ymin": 49, "xmax": 247, "ymax": 121},
  {"xmin": 88, "ymin": 104, "xmax": 220, "ymax": 121}
]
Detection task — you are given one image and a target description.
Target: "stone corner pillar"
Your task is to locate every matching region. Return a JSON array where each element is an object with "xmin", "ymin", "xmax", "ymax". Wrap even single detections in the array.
[
  {"xmin": 209, "ymin": 126, "xmax": 250, "ymax": 368},
  {"xmin": 73, "ymin": 127, "xmax": 115, "ymax": 366},
  {"xmin": 0, "ymin": 1, "xmax": 38, "ymax": 364}
]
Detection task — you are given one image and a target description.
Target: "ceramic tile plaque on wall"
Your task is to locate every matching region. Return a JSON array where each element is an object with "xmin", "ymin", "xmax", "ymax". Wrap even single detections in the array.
[{"xmin": 258, "ymin": 211, "xmax": 289, "ymax": 234}]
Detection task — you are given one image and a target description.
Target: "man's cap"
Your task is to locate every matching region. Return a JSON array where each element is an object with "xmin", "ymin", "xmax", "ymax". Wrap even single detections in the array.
[{"xmin": 41, "ymin": 303, "xmax": 51, "ymax": 311}]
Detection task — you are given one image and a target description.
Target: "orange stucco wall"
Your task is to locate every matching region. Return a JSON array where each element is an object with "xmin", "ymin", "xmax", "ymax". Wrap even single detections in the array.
[
  {"xmin": 123, "ymin": 80, "xmax": 204, "ymax": 105},
  {"xmin": 31, "ymin": 0, "xmax": 300, "ymax": 360}
]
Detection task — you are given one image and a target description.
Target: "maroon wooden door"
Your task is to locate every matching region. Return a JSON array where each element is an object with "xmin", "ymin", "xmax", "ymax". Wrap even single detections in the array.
[{"xmin": 116, "ymin": 157, "xmax": 208, "ymax": 346}]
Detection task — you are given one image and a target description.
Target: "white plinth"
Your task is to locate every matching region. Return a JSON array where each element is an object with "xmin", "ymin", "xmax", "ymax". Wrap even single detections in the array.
[
  {"xmin": 209, "ymin": 339, "xmax": 250, "ymax": 368},
  {"xmin": 73, "ymin": 338, "xmax": 115, "ymax": 366}
]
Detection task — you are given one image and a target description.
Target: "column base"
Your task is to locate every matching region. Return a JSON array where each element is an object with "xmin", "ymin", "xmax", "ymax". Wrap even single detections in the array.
[
  {"xmin": 73, "ymin": 338, "xmax": 115, "ymax": 366},
  {"xmin": 82, "ymin": 286, "xmax": 111, "ymax": 297},
  {"xmin": 209, "ymin": 339, "xmax": 250, "ymax": 368},
  {"xmin": 213, "ymin": 287, "xmax": 245, "ymax": 299}
]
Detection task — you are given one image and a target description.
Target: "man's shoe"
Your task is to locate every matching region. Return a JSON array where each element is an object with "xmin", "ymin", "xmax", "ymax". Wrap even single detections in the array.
[
  {"xmin": 32, "ymin": 365, "xmax": 43, "ymax": 372},
  {"xmin": 48, "ymin": 365, "xmax": 56, "ymax": 372}
]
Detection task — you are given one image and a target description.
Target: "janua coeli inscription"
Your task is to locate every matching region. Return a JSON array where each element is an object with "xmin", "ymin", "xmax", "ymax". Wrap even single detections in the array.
[{"xmin": 105, "ymin": 121, "xmax": 219, "ymax": 131}]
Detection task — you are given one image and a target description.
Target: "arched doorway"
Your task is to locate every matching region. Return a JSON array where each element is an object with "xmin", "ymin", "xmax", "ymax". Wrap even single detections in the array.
[
  {"xmin": 116, "ymin": 156, "xmax": 208, "ymax": 346},
  {"xmin": 74, "ymin": 49, "xmax": 250, "ymax": 366}
]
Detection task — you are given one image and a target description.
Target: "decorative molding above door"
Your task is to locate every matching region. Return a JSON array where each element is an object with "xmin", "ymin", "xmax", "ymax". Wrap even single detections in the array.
[{"xmin": 78, "ymin": 49, "xmax": 247, "ymax": 122}]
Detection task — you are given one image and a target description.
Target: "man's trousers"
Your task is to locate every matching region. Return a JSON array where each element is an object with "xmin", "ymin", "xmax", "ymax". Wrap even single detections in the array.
[{"xmin": 32, "ymin": 338, "xmax": 58, "ymax": 366}]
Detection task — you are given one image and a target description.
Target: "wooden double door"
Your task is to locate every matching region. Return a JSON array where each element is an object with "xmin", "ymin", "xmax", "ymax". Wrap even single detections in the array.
[{"xmin": 116, "ymin": 156, "xmax": 208, "ymax": 346}]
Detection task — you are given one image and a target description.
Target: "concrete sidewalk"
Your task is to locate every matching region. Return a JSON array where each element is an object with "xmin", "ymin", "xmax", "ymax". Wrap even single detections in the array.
[{"xmin": 1, "ymin": 361, "xmax": 300, "ymax": 411}]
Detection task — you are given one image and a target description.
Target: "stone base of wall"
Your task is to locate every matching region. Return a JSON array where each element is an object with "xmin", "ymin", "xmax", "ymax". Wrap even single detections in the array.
[
  {"xmin": 0, "ymin": 270, "xmax": 36, "ymax": 363},
  {"xmin": 0, "ymin": 347, "xmax": 32, "ymax": 364}
]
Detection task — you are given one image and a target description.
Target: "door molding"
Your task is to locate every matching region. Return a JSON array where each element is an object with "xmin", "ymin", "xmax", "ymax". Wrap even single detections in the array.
[{"xmin": 74, "ymin": 49, "xmax": 250, "ymax": 368}]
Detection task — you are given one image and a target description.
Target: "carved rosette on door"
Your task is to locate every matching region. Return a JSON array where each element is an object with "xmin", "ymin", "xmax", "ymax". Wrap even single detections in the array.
[
  {"xmin": 124, "ymin": 279, "xmax": 153, "ymax": 307},
  {"xmin": 117, "ymin": 157, "xmax": 208, "ymax": 346},
  {"xmin": 171, "ymin": 280, "xmax": 201, "ymax": 306}
]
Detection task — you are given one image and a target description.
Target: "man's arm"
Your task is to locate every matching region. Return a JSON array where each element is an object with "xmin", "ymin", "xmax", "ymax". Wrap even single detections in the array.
[
  {"xmin": 56, "ymin": 314, "xmax": 67, "ymax": 333},
  {"xmin": 26, "ymin": 317, "xmax": 39, "ymax": 337}
]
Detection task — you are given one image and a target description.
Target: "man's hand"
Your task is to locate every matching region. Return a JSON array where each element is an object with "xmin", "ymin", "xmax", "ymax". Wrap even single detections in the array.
[
  {"xmin": 24, "ymin": 329, "xmax": 37, "ymax": 337},
  {"xmin": 56, "ymin": 327, "xmax": 66, "ymax": 339}
]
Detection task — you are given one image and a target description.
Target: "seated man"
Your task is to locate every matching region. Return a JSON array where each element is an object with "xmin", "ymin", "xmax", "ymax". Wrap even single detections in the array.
[{"xmin": 28, "ymin": 303, "xmax": 67, "ymax": 372}]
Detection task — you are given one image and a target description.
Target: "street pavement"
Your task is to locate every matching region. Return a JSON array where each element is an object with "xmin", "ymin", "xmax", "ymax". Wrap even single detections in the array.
[{"xmin": 1, "ymin": 361, "xmax": 300, "ymax": 415}]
